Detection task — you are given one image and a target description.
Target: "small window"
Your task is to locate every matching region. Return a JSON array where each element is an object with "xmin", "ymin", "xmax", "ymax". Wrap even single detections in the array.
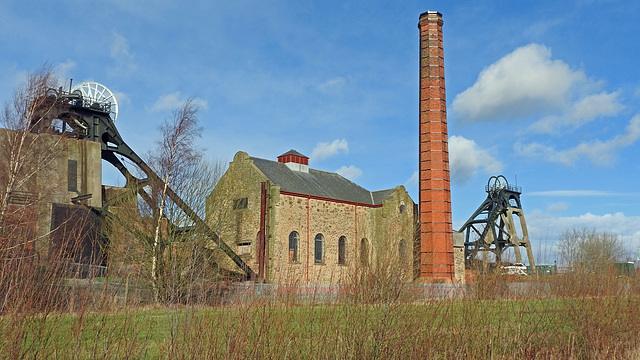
[
  {"xmin": 338, "ymin": 236, "xmax": 347, "ymax": 265},
  {"xmin": 399, "ymin": 204, "xmax": 405, "ymax": 214},
  {"xmin": 68, "ymin": 159, "xmax": 78, "ymax": 192},
  {"xmin": 238, "ymin": 241, "xmax": 251, "ymax": 255},
  {"xmin": 288, "ymin": 231, "xmax": 299, "ymax": 263},
  {"xmin": 314, "ymin": 234, "xmax": 324, "ymax": 264},
  {"xmin": 233, "ymin": 197, "xmax": 248, "ymax": 210},
  {"xmin": 399, "ymin": 239, "xmax": 406, "ymax": 261}
]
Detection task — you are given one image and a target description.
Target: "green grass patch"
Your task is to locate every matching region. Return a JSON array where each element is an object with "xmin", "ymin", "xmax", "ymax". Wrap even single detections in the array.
[{"xmin": 3, "ymin": 296, "xmax": 640, "ymax": 359}]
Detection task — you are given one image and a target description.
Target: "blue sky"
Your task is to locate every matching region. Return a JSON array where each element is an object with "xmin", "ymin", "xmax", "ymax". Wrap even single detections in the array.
[{"xmin": 2, "ymin": 0, "xmax": 640, "ymax": 263}]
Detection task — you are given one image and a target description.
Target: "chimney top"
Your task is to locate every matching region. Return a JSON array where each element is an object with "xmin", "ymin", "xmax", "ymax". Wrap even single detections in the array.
[
  {"xmin": 420, "ymin": 11, "xmax": 442, "ymax": 18},
  {"xmin": 279, "ymin": 149, "xmax": 307, "ymax": 159},
  {"xmin": 418, "ymin": 11, "xmax": 443, "ymax": 28},
  {"xmin": 278, "ymin": 149, "xmax": 309, "ymax": 173}
]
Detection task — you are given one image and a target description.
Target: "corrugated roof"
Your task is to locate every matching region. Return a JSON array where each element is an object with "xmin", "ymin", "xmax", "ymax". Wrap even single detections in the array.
[{"xmin": 250, "ymin": 156, "xmax": 392, "ymax": 205}]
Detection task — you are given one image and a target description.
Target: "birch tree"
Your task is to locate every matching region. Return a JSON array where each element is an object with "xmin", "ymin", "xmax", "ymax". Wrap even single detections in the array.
[
  {"xmin": 0, "ymin": 66, "xmax": 80, "ymax": 312},
  {"xmin": 146, "ymin": 98, "xmax": 203, "ymax": 304},
  {"xmin": 0, "ymin": 66, "xmax": 63, "ymax": 257},
  {"xmin": 160, "ymin": 158, "xmax": 226, "ymax": 304}
]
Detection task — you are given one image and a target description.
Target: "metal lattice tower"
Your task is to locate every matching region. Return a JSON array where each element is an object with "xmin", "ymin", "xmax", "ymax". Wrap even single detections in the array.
[{"xmin": 458, "ymin": 175, "xmax": 535, "ymax": 272}]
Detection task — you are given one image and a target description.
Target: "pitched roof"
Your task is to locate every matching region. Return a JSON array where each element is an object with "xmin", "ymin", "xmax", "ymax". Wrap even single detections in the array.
[
  {"xmin": 279, "ymin": 149, "xmax": 308, "ymax": 158},
  {"xmin": 250, "ymin": 156, "xmax": 392, "ymax": 205},
  {"xmin": 372, "ymin": 189, "xmax": 395, "ymax": 204}
]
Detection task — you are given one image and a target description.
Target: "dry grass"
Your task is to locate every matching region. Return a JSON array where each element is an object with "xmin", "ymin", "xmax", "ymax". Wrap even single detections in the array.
[{"xmin": 1, "ymin": 254, "xmax": 640, "ymax": 359}]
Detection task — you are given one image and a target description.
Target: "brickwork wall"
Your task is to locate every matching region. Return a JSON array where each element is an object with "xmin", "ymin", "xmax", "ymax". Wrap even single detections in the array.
[{"xmin": 418, "ymin": 11, "xmax": 455, "ymax": 281}]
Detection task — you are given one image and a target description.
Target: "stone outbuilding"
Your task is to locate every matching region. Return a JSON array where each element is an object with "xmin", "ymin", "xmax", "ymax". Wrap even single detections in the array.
[
  {"xmin": 206, "ymin": 150, "xmax": 416, "ymax": 285},
  {"xmin": 0, "ymin": 129, "xmax": 105, "ymax": 274}
]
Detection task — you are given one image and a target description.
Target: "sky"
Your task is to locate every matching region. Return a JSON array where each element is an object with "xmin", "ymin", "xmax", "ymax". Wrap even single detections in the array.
[{"xmin": 2, "ymin": 0, "xmax": 640, "ymax": 264}]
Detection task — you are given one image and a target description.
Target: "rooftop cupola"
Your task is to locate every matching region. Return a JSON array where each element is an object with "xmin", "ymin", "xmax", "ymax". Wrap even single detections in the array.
[{"xmin": 278, "ymin": 149, "xmax": 309, "ymax": 173}]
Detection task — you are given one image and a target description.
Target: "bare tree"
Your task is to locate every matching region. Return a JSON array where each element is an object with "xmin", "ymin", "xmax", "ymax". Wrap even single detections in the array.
[
  {"xmin": 0, "ymin": 65, "xmax": 70, "ymax": 275},
  {"xmin": 105, "ymin": 155, "xmax": 226, "ymax": 305},
  {"xmin": 557, "ymin": 227, "xmax": 626, "ymax": 270},
  {"xmin": 0, "ymin": 66, "xmax": 96, "ymax": 313},
  {"xmin": 103, "ymin": 98, "xmax": 231, "ymax": 305},
  {"xmin": 145, "ymin": 98, "xmax": 203, "ymax": 304},
  {"xmin": 0, "ymin": 66, "xmax": 63, "ymax": 235},
  {"xmin": 160, "ymin": 158, "xmax": 227, "ymax": 304}
]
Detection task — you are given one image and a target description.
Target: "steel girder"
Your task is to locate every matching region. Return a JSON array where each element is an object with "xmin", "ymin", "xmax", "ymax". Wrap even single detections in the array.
[
  {"xmin": 29, "ymin": 88, "xmax": 256, "ymax": 280},
  {"xmin": 458, "ymin": 176, "xmax": 535, "ymax": 272}
]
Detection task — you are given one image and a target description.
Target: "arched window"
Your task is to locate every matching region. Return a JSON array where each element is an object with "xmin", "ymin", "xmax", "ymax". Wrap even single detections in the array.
[
  {"xmin": 338, "ymin": 236, "xmax": 347, "ymax": 265},
  {"xmin": 314, "ymin": 233, "xmax": 324, "ymax": 264},
  {"xmin": 360, "ymin": 238, "xmax": 369, "ymax": 267},
  {"xmin": 288, "ymin": 231, "xmax": 299, "ymax": 263}
]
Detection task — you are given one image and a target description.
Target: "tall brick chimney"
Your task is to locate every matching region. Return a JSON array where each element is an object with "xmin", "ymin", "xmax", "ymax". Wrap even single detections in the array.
[{"xmin": 418, "ymin": 11, "xmax": 454, "ymax": 281}]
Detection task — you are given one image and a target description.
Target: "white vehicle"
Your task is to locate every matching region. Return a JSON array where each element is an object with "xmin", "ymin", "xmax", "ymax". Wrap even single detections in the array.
[{"xmin": 501, "ymin": 263, "xmax": 528, "ymax": 276}]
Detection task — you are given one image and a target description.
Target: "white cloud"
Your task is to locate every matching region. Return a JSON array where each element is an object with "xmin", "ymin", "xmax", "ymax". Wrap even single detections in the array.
[
  {"xmin": 113, "ymin": 91, "xmax": 129, "ymax": 105},
  {"xmin": 523, "ymin": 17, "xmax": 566, "ymax": 39},
  {"xmin": 529, "ymin": 90, "xmax": 624, "ymax": 134},
  {"xmin": 529, "ymin": 190, "xmax": 613, "ymax": 197},
  {"xmin": 546, "ymin": 202, "xmax": 568, "ymax": 212},
  {"xmin": 405, "ymin": 171, "xmax": 418, "ymax": 189},
  {"xmin": 108, "ymin": 32, "xmax": 137, "ymax": 77},
  {"xmin": 150, "ymin": 92, "xmax": 183, "ymax": 111},
  {"xmin": 515, "ymin": 114, "xmax": 640, "ymax": 166},
  {"xmin": 526, "ymin": 210, "xmax": 640, "ymax": 261},
  {"xmin": 316, "ymin": 77, "xmax": 346, "ymax": 94},
  {"xmin": 404, "ymin": 171, "xmax": 419, "ymax": 202},
  {"xmin": 55, "ymin": 60, "xmax": 76, "ymax": 82},
  {"xmin": 149, "ymin": 92, "xmax": 208, "ymax": 111},
  {"xmin": 449, "ymin": 135, "xmax": 502, "ymax": 184},
  {"xmin": 310, "ymin": 139, "xmax": 348, "ymax": 161},
  {"xmin": 452, "ymin": 43, "xmax": 584, "ymax": 122},
  {"xmin": 567, "ymin": 91, "xmax": 624, "ymax": 125},
  {"xmin": 336, "ymin": 165, "xmax": 362, "ymax": 180},
  {"xmin": 112, "ymin": 91, "xmax": 129, "ymax": 115}
]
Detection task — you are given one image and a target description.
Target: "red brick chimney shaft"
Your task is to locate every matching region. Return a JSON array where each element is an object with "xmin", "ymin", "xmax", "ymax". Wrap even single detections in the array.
[{"xmin": 418, "ymin": 11, "xmax": 455, "ymax": 280}]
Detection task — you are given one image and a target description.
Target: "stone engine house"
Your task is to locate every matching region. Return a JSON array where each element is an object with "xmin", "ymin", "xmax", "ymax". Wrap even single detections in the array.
[{"xmin": 206, "ymin": 150, "xmax": 415, "ymax": 284}]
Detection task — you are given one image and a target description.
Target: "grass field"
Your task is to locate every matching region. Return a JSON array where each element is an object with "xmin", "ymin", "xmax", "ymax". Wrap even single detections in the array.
[{"xmin": 2, "ymin": 273, "xmax": 640, "ymax": 359}]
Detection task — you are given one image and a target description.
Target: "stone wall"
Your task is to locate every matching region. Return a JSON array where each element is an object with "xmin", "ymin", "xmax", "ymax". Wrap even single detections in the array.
[
  {"xmin": 0, "ymin": 129, "xmax": 102, "ymax": 260},
  {"xmin": 205, "ymin": 151, "xmax": 267, "ymax": 276},
  {"xmin": 373, "ymin": 186, "xmax": 416, "ymax": 281},
  {"xmin": 206, "ymin": 151, "xmax": 416, "ymax": 285},
  {"xmin": 452, "ymin": 232, "xmax": 466, "ymax": 283},
  {"xmin": 270, "ymin": 190, "xmax": 414, "ymax": 284},
  {"xmin": 270, "ymin": 194, "xmax": 371, "ymax": 284}
]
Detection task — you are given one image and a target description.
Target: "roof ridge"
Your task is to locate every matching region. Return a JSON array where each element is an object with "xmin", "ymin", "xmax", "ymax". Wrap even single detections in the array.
[
  {"xmin": 279, "ymin": 149, "xmax": 308, "ymax": 158},
  {"xmin": 372, "ymin": 188, "xmax": 394, "ymax": 194},
  {"xmin": 249, "ymin": 155, "xmax": 376, "ymax": 205}
]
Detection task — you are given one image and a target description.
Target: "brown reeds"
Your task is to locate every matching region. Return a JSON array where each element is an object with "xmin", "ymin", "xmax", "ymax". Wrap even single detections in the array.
[{"xmin": 1, "ymin": 250, "xmax": 640, "ymax": 359}]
